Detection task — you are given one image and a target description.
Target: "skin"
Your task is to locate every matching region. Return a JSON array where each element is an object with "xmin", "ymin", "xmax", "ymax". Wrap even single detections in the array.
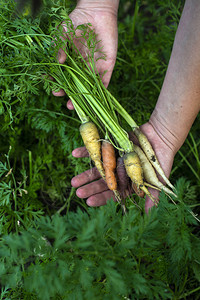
[
  {"xmin": 55, "ymin": 0, "xmax": 200, "ymax": 213},
  {"xmin": 52, "ymin": 0, "xmax": 119, "ymax": 108},
  {"xmin": 71, "ymin": 122, "xmax": 172, "ymax": 213}
]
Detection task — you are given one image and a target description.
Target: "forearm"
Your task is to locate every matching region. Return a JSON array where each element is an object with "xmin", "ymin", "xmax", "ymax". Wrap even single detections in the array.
[
  {"xmin": 150, "ymin": 0, "xmax": 200, "ymax": 153},
  {"xmin": 77, "ymin": 0, "xmax": 120, "ymax": 15}
]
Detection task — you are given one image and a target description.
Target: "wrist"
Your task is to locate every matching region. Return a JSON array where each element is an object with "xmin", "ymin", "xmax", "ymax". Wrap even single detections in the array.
[
  {"xmin": 76, "ymin": 0, "xmax": 120, "ymax": 16},
  {"xmin": 149, "ymin": 109, "xmax": 182, "ymax": 155}
]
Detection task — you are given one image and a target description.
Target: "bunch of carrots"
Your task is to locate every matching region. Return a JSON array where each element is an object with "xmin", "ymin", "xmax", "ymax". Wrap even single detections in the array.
[
  {"xmin": 78, "ymin": 107, "xmax": 177, "ymax": 208},
  {"xmin": 1, "ymin": 16, "xmax": 176, "ymax": 209},
  {"xmin": 49, "ymin": 20, "xmax": 177, "ymax": 209}
]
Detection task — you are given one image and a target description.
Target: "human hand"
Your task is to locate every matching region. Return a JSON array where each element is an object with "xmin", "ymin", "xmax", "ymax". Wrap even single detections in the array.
[
  {"xmin": 71, "ymin": 122, "xmax": 175, "ymax": 214},
  {"xmin": 52, "ymin": 0, "xmax": 119, "ymax": 109}
]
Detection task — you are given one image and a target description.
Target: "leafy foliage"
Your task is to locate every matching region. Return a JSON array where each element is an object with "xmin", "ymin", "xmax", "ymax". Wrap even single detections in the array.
[
  {"xmin": 0, "ymin": 0, "xmax": 200, "ymax": 299},
  {"xmin": 0, "ymin": 0, "xmax": 89, "ymax": 230},
  {"xmin": 0, "ymin": 187, "xmax": 200, "ymax": 299}
]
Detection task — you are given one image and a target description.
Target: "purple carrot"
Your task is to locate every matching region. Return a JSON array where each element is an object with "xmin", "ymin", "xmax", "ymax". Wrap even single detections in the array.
[{"xmin": 116, "ymin": 157, "xmax": 130, "ymax": 198}]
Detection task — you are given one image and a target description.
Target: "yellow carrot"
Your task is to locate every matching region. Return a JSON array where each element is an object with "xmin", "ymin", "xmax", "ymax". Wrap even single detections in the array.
[
  {"xmin": 123, "ymin": 151, "xmax": 158, "ymax": 205},
  {"xmin": 80, "ymin": 121, "xmax": 105, "ymax": 180},
  {"xmin": 134, "ymin": 144, "xmax": 177, "ymax": 197},
  {"xmin": 134, "ymin": 128, "xmax": 175, "ymax": 190}
]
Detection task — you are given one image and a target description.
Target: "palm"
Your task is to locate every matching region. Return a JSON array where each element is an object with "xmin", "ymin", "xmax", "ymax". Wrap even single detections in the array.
[
  {"xmin": 71, "ymin": 122, "xmax": 175, "ymax": 214},
  {"xmin": 70, "ymin": 8, "xmax": 118, "ymax": 87},
  {"xmin": 53, "ymin": 7, "xmax": 118, "ymax": 99}
]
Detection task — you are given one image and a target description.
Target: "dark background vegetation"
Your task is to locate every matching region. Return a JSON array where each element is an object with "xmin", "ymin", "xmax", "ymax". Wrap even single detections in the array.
[{"xmin": 0, "ymin": 0, "xmax": 200, "ymax": 299}]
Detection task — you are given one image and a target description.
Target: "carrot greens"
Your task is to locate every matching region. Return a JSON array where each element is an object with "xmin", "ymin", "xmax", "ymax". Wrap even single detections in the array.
[
  {"xmin": 0, "ymin": 0, "xmax": 187, "ymax": 203},
  {"xmin": 1, "ymin": 1, "xmax": 200, "ymax": 299}
]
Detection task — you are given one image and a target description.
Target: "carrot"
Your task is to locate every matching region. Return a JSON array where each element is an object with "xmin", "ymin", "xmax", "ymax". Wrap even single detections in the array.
[
  {"xmin": 116, "ymin": 157, "xmax": 129, "ymax": 191},
  {"xmin": 134, "ymin": 128, "xmax": 175, "ymax": 190},
  {"xmin": 123, "ymin": 151, "xmax": 144, "ymax": 187},
  {"xmin": 132, "ymin": 183, "xmax": 145, "ymax": 198},
  {"xmin": 102, "ymin": 140, "xmax": 117, "ymax": 191},
  {"xmin": 123, "ymin": 151, "xmax": 158, "ymax": 205},
  {"xmin": 106, "ymin": 95, "xmax": 175, "ymax": 191},
  {"xmin": 116, "ymin": 157, "xmax": 145, "ymax": 198},
  {"xmin": 80, "ymin": 121, "xmax": 105, "ymax": 181},
  {"xmin": 101, "ymin": 141, "xmax": 127, "ymax": 213},
  {"xmin": 134, "ymin": 144, "xmax": 177, "ymax": 197}
]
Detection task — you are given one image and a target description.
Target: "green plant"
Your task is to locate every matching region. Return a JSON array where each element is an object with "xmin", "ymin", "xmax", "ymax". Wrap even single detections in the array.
[
  {"xmin": 0, "ymin": 1, "xmax": 200, "ymax": 299},
  {"xmin": 0, "ymin": 184, "xmax": 200, "ymax": 299}
]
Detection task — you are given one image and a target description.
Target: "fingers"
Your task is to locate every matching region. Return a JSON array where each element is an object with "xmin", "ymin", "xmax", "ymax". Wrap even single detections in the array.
[
  {"xmin": 71, "ymin": 167, "xmax": 101, "ymax": 188},
  {"xmin": 86, "ymin": 190, "xmax": 116, "ymax": 207},
  {"xmin": 71, "ymin": 165, "xmax": 116, "ymax": 206},
  {"xmin": 76, "ymin": 178, "xmax": 108, "ymax": 199},
  {"xmin": 52, "ymin": 89, "xmax": 66, "ymax": 96},
  {"xmin": 66, "ymin": 99, "xmax": 74, "ymax": 110},
  {"xmin": 72, "ymin": 147, "xmax": 89, "ymax": 158},
  {"xmin": 71, "ymin": 146, "xmax": 116, "ymax": 206},
  {"xmin": 71, "ymin": 147, "xmax": 161, "ymax": 212}
]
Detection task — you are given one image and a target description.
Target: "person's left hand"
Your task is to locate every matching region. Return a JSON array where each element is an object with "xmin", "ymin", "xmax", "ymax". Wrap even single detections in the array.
[
  {"xmin": 52, "ymin": 2, "xmax": 119, "ymax": 109},
  {"xmin": 71, "ymin": 122, "xmax": 175, "ymax": 214}
]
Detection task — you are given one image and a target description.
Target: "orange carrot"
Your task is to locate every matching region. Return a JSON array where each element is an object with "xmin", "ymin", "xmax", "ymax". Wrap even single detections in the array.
[
  {"xmin": 102, "ymin": 140, "xmax": 117, "ymax": 191},
  {"xmin": 102, "ymin": 140, "xmax": 126, "ymax": 213}
]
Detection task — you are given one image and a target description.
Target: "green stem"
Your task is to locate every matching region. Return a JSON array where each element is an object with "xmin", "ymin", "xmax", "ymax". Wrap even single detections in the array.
[
  {"xmin": 131, "ymin": 0, "xmax": 140, "ymax": 40},
  {"xmin": 54, "ymin": 65, "xmax": 89, "ymax": 124},
  {"xmin": 28, "ymin": 150, "xmax": 32, "ymax": 186},
  {"xmin": 179, "ymin": 286, "xmax": 200, "ymax": 299},
  {"xmin": 34, "ymin": 35, "xmax": 44, "ymax": 50},
  {"xmin": 28, "ymin": 109, "xmax": 80, "ymax": 123},
  {"xmin": 57, "ymin": 187, "xmax": 76, "ymax": 215},
  {"xmin": 71, "ymin": 98, "xmax": 89, "ymax": 124},
  {"xmin": 68, "ymin": 69, "xmax": 133, "ymax": 152},
  {"xmin": 5, "ymin": 147, "xmax": 17, "ymax": 212},
  {"xmin": 107, "ymin": 91, "xmax": 138, "ymax": 128},
  {"xmin": 0, "ymin": 33, "xmax": 50, "ymax": 45},
  {"xmin": 25, "ymin": 35, "xmax": 34, "ymax": 46},
  {"xmin": 178, "ymin": 150, "xmax": 200, "ymax": 181}
]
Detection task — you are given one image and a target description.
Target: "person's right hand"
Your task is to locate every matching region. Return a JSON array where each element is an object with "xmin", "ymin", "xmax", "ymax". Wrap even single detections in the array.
[
  {"xmin": 71, "ymin": 121, "xmax": 176, "ymax": 214},
  {"xmin": 53, "ymin": 0, "xmax": 119, "ymax": 109}
]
